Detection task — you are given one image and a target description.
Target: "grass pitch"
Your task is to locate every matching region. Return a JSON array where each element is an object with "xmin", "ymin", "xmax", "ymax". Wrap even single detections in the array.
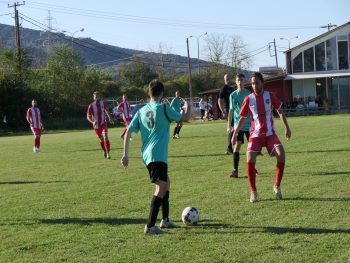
[{"xmin": 0, "ymin": 115, "xmax": 349, "ymax": 262}]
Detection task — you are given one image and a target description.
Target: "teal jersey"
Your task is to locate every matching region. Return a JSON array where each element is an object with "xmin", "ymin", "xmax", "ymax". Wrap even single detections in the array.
[
  {"xmin": 229, "ymin": 89, "xmax": 251, "ymax": 131},
  {"xmin": 128, "ymin": 101, "xmax": 182, "ymax": 166},
  {"xmin": 170, "ymin": 97, "xmax": 183, "ymax": 113}
]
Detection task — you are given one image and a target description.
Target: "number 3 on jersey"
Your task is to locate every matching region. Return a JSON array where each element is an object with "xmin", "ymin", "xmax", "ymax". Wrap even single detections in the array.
[{"xmin": 146, "ymin": 111, "xmax": 155, "ymax": 128}]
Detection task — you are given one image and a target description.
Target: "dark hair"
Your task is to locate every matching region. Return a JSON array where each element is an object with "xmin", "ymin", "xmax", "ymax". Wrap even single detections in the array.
[
  {"xmin": 236, "ymin": 73, "xmax": 245, "ymax": 79},
  {"xmin": 251, "ymin": 72, "xmax": 264, "ymax": 83},
  {"xmin": 148, "ymin": 79, "xmax": 164, "ymax": 97}
]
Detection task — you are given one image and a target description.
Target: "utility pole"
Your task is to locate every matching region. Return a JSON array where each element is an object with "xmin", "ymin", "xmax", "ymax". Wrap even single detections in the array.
[
  {"xmin": 8, "ymin": 1, "xmax": 25, "ymax": 71},
  {"xmin": 273, "ymin": 38, "xmax": 278, "ymax": 69},
  {"xmin": 321, "ymin": 23, "xmax": 337, "ymax": 31},
  {"xmin": 269, "ymin": 39, "xmax": 279, "ymax": 69},
  {"xmin": 186, "ymin": 37, "xmax": 193, "ymax": 118}
]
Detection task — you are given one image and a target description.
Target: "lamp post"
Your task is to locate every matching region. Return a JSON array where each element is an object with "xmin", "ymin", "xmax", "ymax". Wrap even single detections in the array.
[
  {"xmin": 62, "ymin": 28, "xmax": 84, "ymax": 49},
  {"xmin": 190, "ymin": 32, "xmax": 207, "ymax": 74},
  {"xmin": 280, "ymin": 36, "xmax": 298, "ymax": 50}
]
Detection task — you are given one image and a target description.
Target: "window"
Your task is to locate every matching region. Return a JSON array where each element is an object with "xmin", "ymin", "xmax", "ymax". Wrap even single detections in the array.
[
  {"xmin": 338, "ymin": 41, "xmax": 349, "ymax": 70},
  {"xmin": 326, "ymin": 37, "xmax": 337, "ymax": 70},
  {"xmin": 292, "ymin": 52, "xmax": 303, "ymax": 73},
  {"xmin": 304, "ymin": 47, "xmax": 314, "ymax": 72},
  {"xmin": 315, "ymin": 42, "xmax": 325, "ymax": 71}
]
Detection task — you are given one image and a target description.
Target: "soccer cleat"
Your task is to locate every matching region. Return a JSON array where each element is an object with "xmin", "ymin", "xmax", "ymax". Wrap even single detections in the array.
[
  {"xmin": 160, "ymin": 219, "xmax": 177, "ymax": 228},
  {"xmin": 229, "ymin": 170, "xmax": 238, "ymax": 178},
  {"xmin": 273, "ymin": 185, "xmax": 282, "ymax": 200},
  {"xmin": 255, "ymin": 169, "xmax": 259, "ymax": 176},
  {"xmin": 106, "ymin": 153, "xmax": 111, "ymax": 159},
  {"xmin": 33, "ymin": 147, "xmax": 37, "ymax": 153},
  {"xmin": 36, "ymin": 148, "xmax": 40, "ymax": 153},
  {"xmin": 250, "ymin": 191, "xmax": 258, "ymax": 203},
  {"xmin": 144, "ymin": 225, "xmax": 167, "ymax": 235},
  {"xmin": 174, "ymin": 134, "xmax": 179, "ymax": 139}
]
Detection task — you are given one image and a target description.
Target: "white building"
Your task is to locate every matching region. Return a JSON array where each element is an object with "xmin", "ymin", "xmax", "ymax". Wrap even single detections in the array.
[{"xmin": 285, "ymin": 22, "xmax": 350, "ymax": 109}]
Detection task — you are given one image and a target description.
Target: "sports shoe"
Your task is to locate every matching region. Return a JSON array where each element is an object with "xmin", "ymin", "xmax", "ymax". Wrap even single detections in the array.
[
  {"xmin": 174, "ymin": 134, "xmax": 179, "ymax": 139},
  {"xmin": 229, "ymin": 170, "xmax": 238, "ymax": 178},
  {"xmin": 33, "ymin": 147, "xmax": 37, "ymax": 153},
  {"xmin": 106, "ymin": 153, "xmax": 111, "ymax": 159},
  {"xmin": 144, "ymin": 225, "xmax": 167, "ymax": 235},
  {"xmin": 255, "ymin": 169, "xmax": 259, "ymax": 176},
  {"xmin": 250, "ymin": 191, "xmax": 258, "ymax": 203},
  {"xmin": 160, "ymin": 219, "xmax": 177, "ymax": 228},
  {"xmin": 225, "ymin": 149, "xmax": 233, "ymax": 155},
  {"xmin": 273, "ymin": 185, "xmax": 282, "ymax": 200}
]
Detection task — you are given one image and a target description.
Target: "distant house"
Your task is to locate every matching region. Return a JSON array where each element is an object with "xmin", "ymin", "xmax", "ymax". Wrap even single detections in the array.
[{"xmin": 284, "ymin": 21, "xmax": 350, "ymax": 110}]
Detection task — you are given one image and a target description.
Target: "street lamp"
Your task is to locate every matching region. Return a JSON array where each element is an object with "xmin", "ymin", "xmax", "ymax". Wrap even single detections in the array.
[
  {"xmin": 62, "ymin": 28, "xmax": 84, "ymax": 49},
  {"xmin": 190, "ymin": 32, "xmax": 207, "ymax": 74},
  {"xmin": 280, "ymin": 36, "xmax": 298, "ymax": 50}
]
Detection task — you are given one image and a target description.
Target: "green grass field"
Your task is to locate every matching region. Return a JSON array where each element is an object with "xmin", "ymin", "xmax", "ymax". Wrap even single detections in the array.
[{"xmin": 1, "ymin": 115, "xmax": 349, "ymax": 263}]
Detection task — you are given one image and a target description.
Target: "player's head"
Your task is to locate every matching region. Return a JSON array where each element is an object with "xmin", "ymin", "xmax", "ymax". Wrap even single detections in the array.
[
  {"xmin": 31, "ymin": 99, "xmax": 37, "ymax": 107},
  {"xmin": 251, "ymin": 72, "xmax": 264, "ymax": 95},
  {"xmin": 175, "ymin": 90, "xmax": 180, "ymax": 98},
  {"xmin": 122, "ymin": 94, "xmax": 127, "ymax": 101},
  {"xmin": 148, "ymin": 79, "xmax": 164, "ymax": 99},
  {"xmin": 93, "ymin": 91, "xmax": 101, "ymax": 101},
  {"xmin": 224, "ymin": 74, "xmax": 231, "ymax": 85},
  {"xmin": 235, "ymin": 73, "xmax": 245, "ymax": 88}
]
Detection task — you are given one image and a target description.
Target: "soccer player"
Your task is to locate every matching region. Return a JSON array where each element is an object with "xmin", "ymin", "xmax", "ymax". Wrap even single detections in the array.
[
  {"xmin": 232, "ymin": 72, "xmax": 291, "ymax": 203},
  {"xmin": 117, "ymin": 94, "xmax": 131, "ymax": 139},
  {"xmin": 218, "ymin": 74, "xmax": 234, "ymax": 154},
  {"xmin": 170, "ymin": 90, "xmax": 185, "ymax": 139},
  {"xmin": 227, "ymin": 73, "xmax": 251, "ymax": 178},
  {"xmin": 121, "ymin": 79, "xmax": 191, "ymax": 235},
  {"xmin": 87, "ymin": 91, "xmax": 114, "ymax": 159},
  {"xmin": 26, "ymin": 99, "xmax": 43, "ymax": 153}
]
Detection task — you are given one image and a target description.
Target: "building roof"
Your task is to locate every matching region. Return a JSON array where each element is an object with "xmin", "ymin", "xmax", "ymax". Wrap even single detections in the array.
[
  {"xmin": 285, "ymin": 71, "xmax": 350, "ymax": 80},
  {"xmin": 199, "ymin": 74, "xmax": 286, "ymax": 95},
  {"xmin": 287, "ymin": 21, "xmax": 350, "ymax": 52}
]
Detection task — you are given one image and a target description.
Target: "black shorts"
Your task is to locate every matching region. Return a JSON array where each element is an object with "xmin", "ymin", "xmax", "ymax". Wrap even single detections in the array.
[
  {"xmin": 237, "ymin": 131, "xmax": 250, "ymax": 143},
  {"xmin": 146, "ymin": 162, "xmax": 168, "ymax": 183}
]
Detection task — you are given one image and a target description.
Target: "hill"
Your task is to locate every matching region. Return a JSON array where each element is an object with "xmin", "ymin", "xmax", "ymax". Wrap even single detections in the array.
[{"xmin": 0, "ymin": 23, "xmax": 205, "ymax": 75}]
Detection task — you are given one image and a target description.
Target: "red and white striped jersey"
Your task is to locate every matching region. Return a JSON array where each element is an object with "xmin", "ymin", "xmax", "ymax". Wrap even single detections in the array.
[
  {"xmin": 87, "ymin": 101, "xmax": 108, "ymax": 129},
  {"xmin": 26, "ymin": 107, "xmax": 42, "ymax": 129},
  {"xmin": 118, "ymin": 101, "xmax": 131, "ymax": 121},
  {"xmin": 240, "ymin": 91, "xmax": 282, "ymax": 138}
]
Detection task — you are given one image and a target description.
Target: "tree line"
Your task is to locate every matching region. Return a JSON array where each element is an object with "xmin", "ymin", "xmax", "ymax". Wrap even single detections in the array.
[{"xmin": 1, "ymin": 37, "xmax": 248, "ymax": 130}]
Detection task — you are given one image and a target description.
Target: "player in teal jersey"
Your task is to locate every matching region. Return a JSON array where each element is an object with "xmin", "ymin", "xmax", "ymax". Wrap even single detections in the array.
[
  {"xmin": 227, "ymin": 73, "xmax": 252, "ymax": 178},
  {"xmin": 121, "ymin": 80, "xmax": 191, "ymax": 235},
  {"xmin": 170, "ymin": 91, "xmax": 185, "ymax": 139}
]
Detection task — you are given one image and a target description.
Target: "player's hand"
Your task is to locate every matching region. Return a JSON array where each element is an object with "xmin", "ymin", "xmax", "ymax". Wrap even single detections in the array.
[
  {"xmin": 231, "ymin": 133, "xmax": 237, "ymax": 145},
  {"xmin": 285, "ymin": 127, "xmax": 291, "ymax": 140},
  {"xmin": 227, "ymin": 126, "xmax": 233, "ymax": 133},
  {"xmin": 93, "ymin": 120, "xmax": 97, "ymax": 129},
  {"xmin": 121, "ymin": 156, "xmax": 128, "ymax": 168}
]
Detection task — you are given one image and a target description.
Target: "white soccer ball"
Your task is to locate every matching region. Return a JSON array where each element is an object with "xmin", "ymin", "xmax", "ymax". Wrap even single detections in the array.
[{"xmin": 181, "ymin": 206, "xmax": 200, "ymax": 225}]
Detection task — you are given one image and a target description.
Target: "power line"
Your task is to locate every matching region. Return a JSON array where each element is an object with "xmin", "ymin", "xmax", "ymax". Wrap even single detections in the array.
[{"xmin": 21, "ymin": 1, "xmax": 321, "ymax": 31}]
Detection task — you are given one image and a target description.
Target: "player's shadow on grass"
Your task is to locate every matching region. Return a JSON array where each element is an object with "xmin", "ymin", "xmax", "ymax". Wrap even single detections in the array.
[
  {"xmin": 40, "ymin": 217, "xmax": 145, "ymax": 226},
  {"xmin": 169, "ymin": 153, "xmax": 227, "ymax": 158},
  {"xmin": 287, "ymin": 148, "xmax": 350, "ymax": 154},
  {"xmin": 199, "ymin": 222, "xmax": 350, "ymax": 235},
  {"xmin": 0, "ymin": 180, "xmax": 71, "ymax": 185}
]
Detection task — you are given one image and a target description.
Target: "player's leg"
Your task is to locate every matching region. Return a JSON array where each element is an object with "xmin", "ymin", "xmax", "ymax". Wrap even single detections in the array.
[
  {"xmin": 102, "ymin": 132, "xmax": 111, "ymax": 159},
  {"xmin": 145, "ymin": 162, "xmax": 167, "ymax": 234},
  {"xmin": 176, "ymin": 121, "xmax": 183, "ymax": 137},
  {"xmin": 173, "ymin": 122, "xmax": 178, "ymax": 138},
  {"xmin": 267, "ymin": 135, "xmax": 284, "ymax": 200},
  {"xmin": 246, "ymin": 137, "xmax": 262, "ymax": 202}
]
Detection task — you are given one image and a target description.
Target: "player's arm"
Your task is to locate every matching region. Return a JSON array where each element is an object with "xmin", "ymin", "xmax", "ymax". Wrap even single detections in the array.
[
  {"xmin": 121, "ymin": 128, "xmax": 132, "ymax": 168},
  {"xmin": 104, "ymin": 107, "xmax": 114, "ymax": 125},
  {"xmin": 26, "ymin": 111, "xmax": 32, "ymax": 125},
  {"xmin": 86, "ymin": 113, "xmax": 94, "ymax": 125},
  {"xmin": 276, "ymin": 108, "xmax": 291, "ymax": 140},
  {"xmin": 218, "ymin": 98, "xmax": 225, "ymax": 117},
  {"xmin": 181, "ymin": 100, "xmax": 191, "ymax": 122},
  {"xmin": 227, "ymin": 109, "xmax": 233, "ymax": 133}
]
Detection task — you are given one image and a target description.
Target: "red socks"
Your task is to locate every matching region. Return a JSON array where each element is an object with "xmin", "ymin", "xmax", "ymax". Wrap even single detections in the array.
[
  {"xmin": 34, "ymin": 137, "xmax": 40, "ymax": 148},
  {"xmin": 247, "ymin": 162, "xmax": 257, "ymax": 192},
  {"xmin": 275, "ymin": 162, "xmax": 285, "ymax": 187}
]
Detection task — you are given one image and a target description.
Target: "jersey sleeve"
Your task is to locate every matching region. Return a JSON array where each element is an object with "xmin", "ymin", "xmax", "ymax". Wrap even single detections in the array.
[
  {"xmin": 270, "ymin": 92, "xmax": 283, "ymax": 110},
  {"xmin": 239, "ymin": 96, "xmax": 250, "ymax": 118},
  {"xmin": 128, "ymin": 111, "xmax": 140, "ymax": 133},
  {"xmin": 165, "ymin": 104, "xmax": 182, "ymax": 122}
]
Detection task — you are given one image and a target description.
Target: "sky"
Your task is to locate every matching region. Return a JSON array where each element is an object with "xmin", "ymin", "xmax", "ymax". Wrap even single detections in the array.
[{"xmin": 0, "ymin": 0, "xmax": 349, "ymax": 71}]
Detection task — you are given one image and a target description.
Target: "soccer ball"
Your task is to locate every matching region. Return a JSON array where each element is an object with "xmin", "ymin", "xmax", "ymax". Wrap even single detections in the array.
[{"xmin": 181, "ymin": 206, "xmax": 200, "ymax": 225}]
